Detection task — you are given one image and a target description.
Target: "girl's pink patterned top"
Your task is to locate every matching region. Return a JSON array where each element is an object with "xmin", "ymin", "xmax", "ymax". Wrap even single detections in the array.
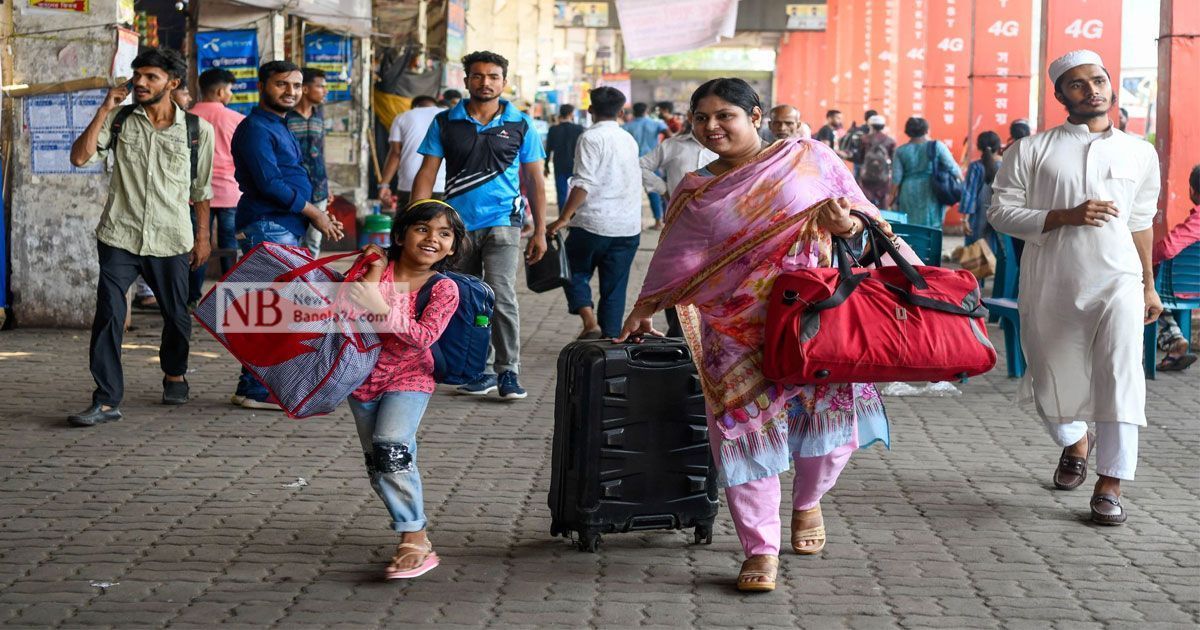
[{"xmin": 352, "ymin": 269, "xmax": 459, "ymax": 400}]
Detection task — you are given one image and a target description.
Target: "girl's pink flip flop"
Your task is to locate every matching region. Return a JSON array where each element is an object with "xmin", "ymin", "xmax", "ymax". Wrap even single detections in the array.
[{"xmin": 385, "ymin": 549, "xmax": 439, "ymax": 580}]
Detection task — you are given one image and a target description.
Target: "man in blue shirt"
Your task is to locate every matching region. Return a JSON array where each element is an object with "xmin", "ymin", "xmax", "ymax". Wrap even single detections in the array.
[
  {"xmin": 412, "ymin": 50, "xmax": 547, "ymax": 400},
  {"xmin": 230, "ymin": 60, "xmax": 343, "ymax": 409},
  {"xmin": 623, "ymin": 102, "xmax": 673, "ymax": 229}
]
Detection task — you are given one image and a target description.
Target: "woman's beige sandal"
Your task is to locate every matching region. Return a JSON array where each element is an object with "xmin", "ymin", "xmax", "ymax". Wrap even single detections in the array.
[
  {"xmin": 736, "ymin": 554, "xmax": 779, "ymax": 592},
  {"xmin": 791, "ymin": 505, "xmax": 827, "ymax": 555}
]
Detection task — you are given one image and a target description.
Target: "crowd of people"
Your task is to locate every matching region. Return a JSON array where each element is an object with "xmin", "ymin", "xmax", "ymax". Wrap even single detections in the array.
[{"xmin": 61, "ymin": 44, "xmax": 1197, "ymax": 592}]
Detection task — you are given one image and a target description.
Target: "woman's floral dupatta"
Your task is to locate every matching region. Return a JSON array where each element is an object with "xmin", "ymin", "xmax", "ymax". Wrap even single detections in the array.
[{"xmin": 635, "ymin": 138, "xmax": 885, "ymax": 446}]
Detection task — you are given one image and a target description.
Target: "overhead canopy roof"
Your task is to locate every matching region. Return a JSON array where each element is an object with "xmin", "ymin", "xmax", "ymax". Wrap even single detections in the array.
[{"xmin": 198, "ymin": 0, "xmax": 372, "ymax": 38}]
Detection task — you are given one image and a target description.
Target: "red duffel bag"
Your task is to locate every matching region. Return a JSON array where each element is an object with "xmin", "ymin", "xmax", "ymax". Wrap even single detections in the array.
[{"xmin": 763, "ymin": 211, "xmax": 996, "ymax": 384}]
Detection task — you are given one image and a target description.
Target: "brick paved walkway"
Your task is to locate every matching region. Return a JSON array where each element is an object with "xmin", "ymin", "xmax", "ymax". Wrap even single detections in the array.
[{"xmin": 0, "ymin": 237, "xmax": 1197, "ymax": 629}]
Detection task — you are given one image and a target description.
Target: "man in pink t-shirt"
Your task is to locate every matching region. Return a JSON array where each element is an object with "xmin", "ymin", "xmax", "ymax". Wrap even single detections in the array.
[{"xmin": 187, "ymin": 68, "xmax": 246, "ymax": 305}]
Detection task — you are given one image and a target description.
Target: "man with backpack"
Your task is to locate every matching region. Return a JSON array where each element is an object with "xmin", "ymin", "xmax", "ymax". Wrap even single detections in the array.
[
  {"xmin": 410, "ymin": 50, "xmax": 548, "ymax": 401},
  {"xmin": 66, "ymin": 48, "xmax": 216, "ymax": 427},
  {"xmin": 841, "ymin": 109, "xmax": 877, "ymax": 176},
  {"xmin": 855, "ymin": 114, "xmax": 897, "ymax": 208}
]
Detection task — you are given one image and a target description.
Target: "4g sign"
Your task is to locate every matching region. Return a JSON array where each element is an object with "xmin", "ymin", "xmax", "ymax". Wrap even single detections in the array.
[
  {"xmin": 1064, "ymin": 18, "xmax": 1104, "ymax": 39},
  {"xmin": 1039, "ymin": 0, "xmax": 1123, "ymax": 130},
  {"xmin": 988, "ymin": 20, "xmax": 1021, "ymax": 38}
]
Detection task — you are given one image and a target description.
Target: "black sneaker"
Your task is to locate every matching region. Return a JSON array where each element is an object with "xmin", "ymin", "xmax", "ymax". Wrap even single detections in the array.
[
  {"xmin": 162, "ymin": 377, "xmax": 189, "ymax": 405},
  {"xmin": 68, "ymin": 404, "xmax": 122, "ymax": 427}
]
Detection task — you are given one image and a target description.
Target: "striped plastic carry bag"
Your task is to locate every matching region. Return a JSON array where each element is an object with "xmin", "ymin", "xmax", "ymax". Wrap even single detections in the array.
[{"xmin": 193, "ymin": 243, "xmax": 382, "ymax": 418}]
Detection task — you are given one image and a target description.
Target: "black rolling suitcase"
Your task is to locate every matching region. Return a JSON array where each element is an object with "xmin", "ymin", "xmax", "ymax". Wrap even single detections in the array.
[{"xmin": 549, "ymin": 338, "xmax": 718, "ymax": 552}]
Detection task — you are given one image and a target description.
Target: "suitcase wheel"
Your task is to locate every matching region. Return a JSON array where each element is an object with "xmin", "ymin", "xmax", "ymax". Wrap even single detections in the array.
[
  {"xmin": 694, "ymin": 524, "xmax": 713, "ymax": 545},
  {"xmin": 578, "ymin": 529, "xmax": 602, "ymax": 553}
]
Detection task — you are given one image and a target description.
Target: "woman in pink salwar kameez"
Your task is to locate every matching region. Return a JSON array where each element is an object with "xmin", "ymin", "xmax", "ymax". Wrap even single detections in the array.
[{"xmin": 617, "ymin": 79, "xmax": 895, "ymax": 593}]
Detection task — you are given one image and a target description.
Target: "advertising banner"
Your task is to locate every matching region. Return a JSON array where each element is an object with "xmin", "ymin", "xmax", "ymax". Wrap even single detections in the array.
[
  {"xmin": 25, "ymin": 91, "xmax": 106, "ymax": 175},
  {"xmin": 304, "ymin": 33, "xmax": 353, "ymax": 103},
  {"xmin": 785, "ymin": 3, "xmax": 827, "ymax": 30},
  {"xmin": 924, "ymin": 0, "xmax": 971, "ymax": 226},
  {"xmin": 775, "ymin": 30, "xmax": 829, "ymax": 127},
  {"xmin": 196, "ymin": 30, "xmax": 259, "ymax": 114},
  {"xmin": 850, "ymin": 0, "xmax": 871, "ymax": 120},
  {"xmin": 968, "ymin": 0, "xmax": 1034, "ymax": 158},
  {"xmin": 1039, "ymin": 0, "xmax": 1122, "ymax": 131},
  {"xmin": 28, "ymin": 0, "xmax": 88, "ymax": 12},
  {"xmin": 923, "ymin": 0, "xmax": 971, "ymax": 157},
  {"xmin": 871, "ymin": 0, "xmax": 899, "ymax": 125},
  {"xmin": 830, "ymin": 0, "xmax": 856, "ymax": 113},
  {"xmin": 447, "ymin": 0, "xmax": 467, "ymax": 62},
  {"xmin": 894, "ymin": 0, "xmax": 928, "ymax": 128},
  {"xmin": 614, "ymin": 0, "xmax": 737, "ymax": 60}
]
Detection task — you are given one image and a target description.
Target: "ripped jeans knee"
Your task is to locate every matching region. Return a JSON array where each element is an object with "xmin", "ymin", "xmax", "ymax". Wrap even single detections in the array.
[{"xmin": 372, "ymin": 441, "xmax": 415, "ymax": 474}]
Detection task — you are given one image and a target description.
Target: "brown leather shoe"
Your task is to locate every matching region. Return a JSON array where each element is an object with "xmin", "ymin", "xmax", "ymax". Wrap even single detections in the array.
[
  {"xmin": 1053, "ymin": 431, "xmax": 1094, "ymax": 490},
  {"xmin": 1090, "ymin": 493, "xmax": 1127, "ymax": 525}
]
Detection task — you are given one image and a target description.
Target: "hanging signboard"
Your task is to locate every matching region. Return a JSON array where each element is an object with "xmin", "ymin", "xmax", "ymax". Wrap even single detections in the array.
[
  {"xmin": 196, "ymin": 30, "xmax": 259, "ymax": 114},
  {"xmin": 969, "ymin": 0, "xmax": 1034, "ymax": 158},
  {"xmin": 614, "ymin": 0, "xmax": 737, "ymax": 60},
  {"xmin": 112, "ymin": 27, "xmax": 139, "ymax": 81},
  {"xmin": 554, "ymin": 1, "xmax": 610, "ymax": 28},
  {"xmin": 28, "ymin": 0, "xmax": 89, "ymax": 12},
  {"xmin": 785, "ymin": 4, "xmax": 826, "ymax": 30},
  {"xmin": 447, "ymin": 0, "xmax": 467, "ymax": 62},
  {"xmin": 1039, "ymin": 0, "xmax": 1122, "ymax": 131},
  {"xmin": 304, "ymin": 32, "xmax": 353, "ymax": 103}
]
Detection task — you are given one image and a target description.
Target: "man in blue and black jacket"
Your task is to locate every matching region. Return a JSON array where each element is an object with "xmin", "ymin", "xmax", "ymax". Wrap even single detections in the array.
[{"xmin": 411, "ymin": 50, "xmax": 548, "ymax": 401}]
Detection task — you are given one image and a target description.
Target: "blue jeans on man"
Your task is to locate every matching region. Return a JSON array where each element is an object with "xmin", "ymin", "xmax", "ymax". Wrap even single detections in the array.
[
  {"xmin": 188, "ymin": 207, "xmax": 238, "ymax": 305},
  {"xmin": 563, "ymin": 228, "xmax": 640, "ymax": 338},
  {"xmin": 555, "ymin": 172, "xmax": 571, "ymax": 212},
  {"xmin": 232, "ymin": 219, "xmax": 303, "ymax": 406},
  {"xmin": 648, "ymin": 192, "xmax": 664, "ymax": 223}
]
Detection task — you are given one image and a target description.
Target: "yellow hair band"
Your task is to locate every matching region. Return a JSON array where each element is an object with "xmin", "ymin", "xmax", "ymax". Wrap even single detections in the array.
[{"xmin": 404, "ymin": 198, "xmax": 456, "ymax": 213}]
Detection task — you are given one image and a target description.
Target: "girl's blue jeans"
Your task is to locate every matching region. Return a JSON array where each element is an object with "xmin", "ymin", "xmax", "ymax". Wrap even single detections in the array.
[{"xmin": 347, "ymin": 391, "xmax": 432, "ymax": 533}]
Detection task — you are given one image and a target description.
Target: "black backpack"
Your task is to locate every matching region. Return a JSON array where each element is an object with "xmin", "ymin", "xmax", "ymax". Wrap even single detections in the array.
[
  {"xmin": 926, "ymin": 141, "xmax": 963, "ymax": 206},
  {"xmin": 108, "ymin": 104, "xmax": 201, "ymax": 181},
  {"xmin": 839, "ymin": 124, "xmax": 867, "ymax": 157},
  {"xmin": 860, "ymin": 141, "xmax": 892, "ymax": 185}
]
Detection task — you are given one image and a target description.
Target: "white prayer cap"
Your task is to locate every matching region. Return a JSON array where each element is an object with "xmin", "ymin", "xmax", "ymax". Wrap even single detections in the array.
[
  {"xmin": 1048, "ymin": 49, "xmax": 1106, "ymax": 85},
  {"xmin": 868, "ymin": 115, "xmax": 886, "ymax": 126}
]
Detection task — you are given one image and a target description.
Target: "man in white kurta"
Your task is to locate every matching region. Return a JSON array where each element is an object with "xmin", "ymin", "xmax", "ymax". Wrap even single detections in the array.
[{"xmin": 988, "ymin": 50, "xmax": 1162, "ymax": 525}]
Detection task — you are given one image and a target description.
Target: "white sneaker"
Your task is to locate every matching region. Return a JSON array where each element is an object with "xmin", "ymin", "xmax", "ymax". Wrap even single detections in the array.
[{"xmin": 240, "ymin": 397, "xmax": 283, "ymax": 410}]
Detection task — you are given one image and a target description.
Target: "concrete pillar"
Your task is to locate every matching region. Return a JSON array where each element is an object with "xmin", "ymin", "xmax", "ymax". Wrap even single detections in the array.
[
  {"xmin": 8, "ymin": 0, "xmax": 123, "ymax": 327},
  {"xmin": 1154, "ymin": 0, "xmax": 1200, "ymax": 235}
]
